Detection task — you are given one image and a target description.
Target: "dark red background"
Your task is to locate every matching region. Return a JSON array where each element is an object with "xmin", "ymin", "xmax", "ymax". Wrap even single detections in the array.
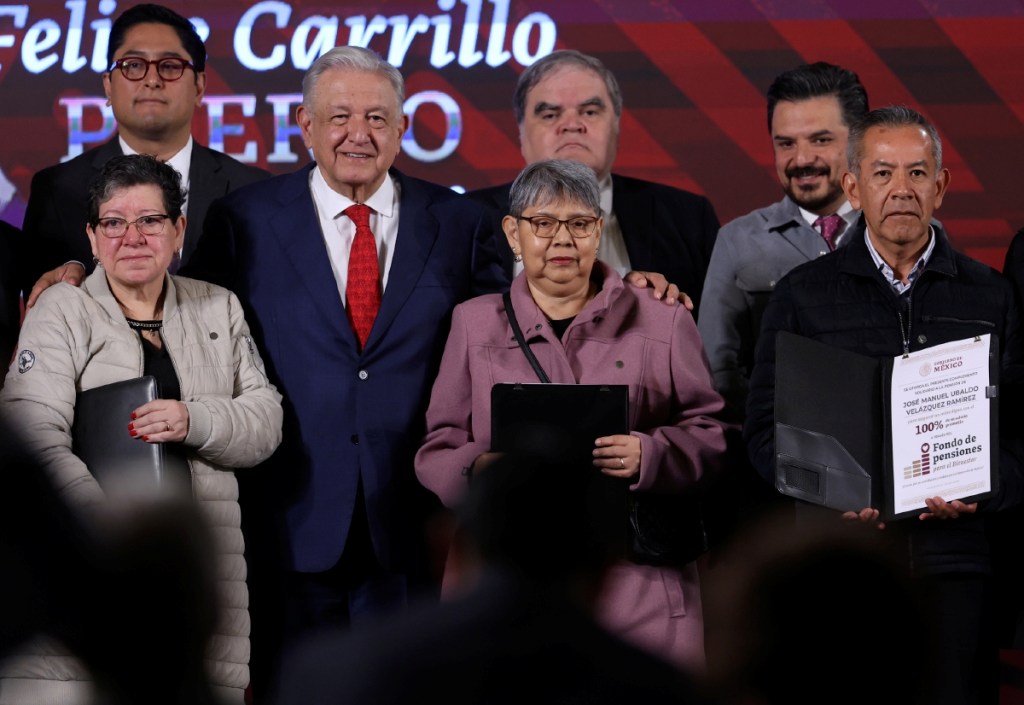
[{"xmin": 2, "ymin": 0, "xmax": 1023, "ymax": 269}]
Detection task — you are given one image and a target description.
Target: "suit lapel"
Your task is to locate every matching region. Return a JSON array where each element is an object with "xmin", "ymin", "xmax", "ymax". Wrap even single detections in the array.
[
  {"xmin": 182, "ymin": 144, "xmax": 227, "ymax": 263},
  {"xmin": 91, "ymin": 138, "xmax": 124, "ymax": 172},
  {"xmin": 269, "ymin": 166, "xmax": 358, "ymax": 347},
  {"xmin": 364, "ymin": 170, "xmax": 438, "ymax": 350},
  {"xmin": 780, "ymin": 226, "xmax": 827, "ymax": 261},
  {"xmin": 611, "ymin": 175, "xmax": 655, "ymax": 268},
  {"xmin": 774, "ymin": 199, "xmax": 829, "ymax": 261}
]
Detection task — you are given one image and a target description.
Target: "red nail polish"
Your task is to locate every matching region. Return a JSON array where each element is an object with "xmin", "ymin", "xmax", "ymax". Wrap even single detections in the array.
[
  {"xmin": 128, "ymin": 422, "xmax": 134, "ymax": 431},
  {"xmin": 142, "ymin": 435, "xmax": 149, "ymax": 442},
  {"xmin": 130, "ymin": 412, "xmax": 137, "ymax": 420},
  {"xmin": 129, "ymin": 429, "xmax": 137, "ymax": 437}
]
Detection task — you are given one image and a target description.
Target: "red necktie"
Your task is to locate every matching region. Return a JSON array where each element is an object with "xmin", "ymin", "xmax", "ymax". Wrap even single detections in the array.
[
  {"xmin": 814, "ymin": 213, "xmax": 843, "ymax": 251},
  {"xmin": 344, "ymin": 204, "xmax": 381, "ymax": 350}
]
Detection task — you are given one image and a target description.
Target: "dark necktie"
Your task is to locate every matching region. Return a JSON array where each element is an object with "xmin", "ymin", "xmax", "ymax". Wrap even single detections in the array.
[
  {"xmin": 344, "ymin": 204, "xmax": 380, "ymax": 350},
  {"xmin": 815, "ymin": 213, "xmax": 843, "ymax": 251}
]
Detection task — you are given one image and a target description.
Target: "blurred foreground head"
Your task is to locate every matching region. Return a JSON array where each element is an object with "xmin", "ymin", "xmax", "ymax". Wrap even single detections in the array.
[
  {"xmin": 0, "ymin": 422, "xmax": 221, "ymax": 705},
  {"xmin": 704, "ymin": 512, "xmax": 931, "ymax": 705},
  {"xmin": 453, "ymin": 432, "xmax": 622, "ymax": 595}
]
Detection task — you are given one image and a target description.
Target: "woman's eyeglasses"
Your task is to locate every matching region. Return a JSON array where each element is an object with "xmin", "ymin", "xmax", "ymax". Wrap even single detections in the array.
[
  {"xmin": 94, "ymin": 214, "xmax": 171, "ymax": 239},
  {"xmin": 517, "ymin": 215, "xmax": 600, "ymax": 239}
]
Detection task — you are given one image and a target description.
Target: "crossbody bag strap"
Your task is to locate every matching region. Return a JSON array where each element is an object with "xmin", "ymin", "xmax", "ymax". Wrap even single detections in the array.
[{"xmin": 502, "ymin": 291, "xmax": 550, "ymax": 384}]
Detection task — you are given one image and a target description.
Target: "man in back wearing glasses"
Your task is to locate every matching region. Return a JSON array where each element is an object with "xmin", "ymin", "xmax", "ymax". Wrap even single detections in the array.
[{"xmin": 20, "ymin": 3, "xmax": 267, "ymax": 306}]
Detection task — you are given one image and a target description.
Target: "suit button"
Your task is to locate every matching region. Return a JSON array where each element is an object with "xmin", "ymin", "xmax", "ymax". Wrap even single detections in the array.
[
  {"xmin": 350, "ymin": 434, "xmax": 359, "ymax": 444},
  {"xmin": 358, "ymin": 370, "xmax": 369, "ymax": 380},
  {"xmin": 917, "ymin": 334, "xmax": 927, "ymax": 344}
]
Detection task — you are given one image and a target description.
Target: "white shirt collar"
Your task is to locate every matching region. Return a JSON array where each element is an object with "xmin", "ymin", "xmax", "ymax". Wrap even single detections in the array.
[
  {"xmin": 310, "ymin": 166, "xmax": 396, "ymax": 219},
  {"xmin": 797, "ymin": 199, "xmax": 856, "ymax": 228},
  {"xmin": 864, "ymin": 226, "xmax": 936, "ymax": 295},
  {"xmin": 599, "ymin": 174, "xmax": 613, "ymax": 216},
  {"xmin": 797, "ymin": 199, "xmax": 857, "ymax": 247},
  {"xmin": 118, "ymin": 135, "xmax": 193, "ymax": 211}
]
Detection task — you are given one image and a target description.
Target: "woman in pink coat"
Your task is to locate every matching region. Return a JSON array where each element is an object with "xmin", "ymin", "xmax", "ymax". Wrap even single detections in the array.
[{"xmin": 415, "ymin": 159, "xmax": 728, "ymax": 670}]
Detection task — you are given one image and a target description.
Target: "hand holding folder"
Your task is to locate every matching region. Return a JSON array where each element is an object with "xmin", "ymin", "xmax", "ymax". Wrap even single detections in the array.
[
  {"xmin": 72, "ymin": 376, "xmax": 191, "ymax": 497},
  {"xmin": 774, "ymin": 332, "xmax": 998, "ymax": 521}
]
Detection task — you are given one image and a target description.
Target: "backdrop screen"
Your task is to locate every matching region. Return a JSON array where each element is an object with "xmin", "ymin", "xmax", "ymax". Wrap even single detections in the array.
[{"xmin": 2, "ymin": 0, "xmax": 1023, "ymax": 268}]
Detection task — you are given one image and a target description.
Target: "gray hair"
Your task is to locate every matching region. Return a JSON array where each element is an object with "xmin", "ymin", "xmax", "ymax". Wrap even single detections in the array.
[
  {"xmin": 302, "ymin": 46, "xmax": 405, "ymax": 113},
  {"xmin": 848, "ymin": 105, "xmax": 943, "ymax": 176},
  {"xmin": 87, "ymin": 154, "xmax": 185, "ymax": 225},
  {"xmin": 513, "ymin": 50, "xmax": 622, "ymax": 125},
  {"xmin": 508, "ymin": 160, "xmax": 601, "ymax": 218}
]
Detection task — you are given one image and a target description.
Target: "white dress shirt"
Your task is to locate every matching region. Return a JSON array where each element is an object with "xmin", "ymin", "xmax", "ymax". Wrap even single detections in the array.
[
  {"xmin": 309, "ymin": 167, "xmax": 401, "ymax": 305},
  {"xmin": 119, "ymin": 135, "xmax": 192, "ymax": 217}
]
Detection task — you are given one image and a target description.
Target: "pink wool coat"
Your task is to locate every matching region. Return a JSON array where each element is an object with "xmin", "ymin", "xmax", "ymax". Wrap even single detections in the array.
[{"xmin": 415, "ymin": 263, "xmax": 728, "ymax": 670}]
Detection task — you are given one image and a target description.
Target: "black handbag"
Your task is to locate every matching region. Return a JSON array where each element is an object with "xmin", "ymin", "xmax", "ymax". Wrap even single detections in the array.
[
  {"xmin": 626, "ymin": 491, "xmax": 707, "ymax": 566},
  {"xmin": 502, "ymin": 292, "xmax": 707, "ymax": 566}
]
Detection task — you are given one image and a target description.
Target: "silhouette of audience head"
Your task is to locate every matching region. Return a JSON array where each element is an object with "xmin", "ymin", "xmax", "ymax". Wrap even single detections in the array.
[
  {"xmin": 0, "ymin": 421, "xmax": 222, "ymax": 705},
  {"xmin": 704, "ymin": 511, "xmax": 932, "ymax": 705},
  {"xmin": 451, "ymin": 430, "xmax": 624, "ymax": 599}
]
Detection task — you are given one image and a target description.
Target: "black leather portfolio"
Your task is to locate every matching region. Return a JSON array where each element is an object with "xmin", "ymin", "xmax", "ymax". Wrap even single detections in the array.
[
  {"xmin": 72, "ymin": 376, "xmax": 191, "ymax": 496},
  {"xmin": 774, "ymin": 331, "xmax": 998, "ymax": 520},
  {"xmin": 491, "ymin": 382, "xmax": 629, "ymax": 458},
  {"xmin": 491, "ymin": 382, "xmax": 631, "ymax": 538}
]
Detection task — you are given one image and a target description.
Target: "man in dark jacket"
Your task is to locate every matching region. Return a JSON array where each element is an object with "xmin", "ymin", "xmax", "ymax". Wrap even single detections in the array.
[
  {"xmin": 468, "ymin": 50, "xmax": 719, "ymax": 316},
  {"xmin": 21, "ymin": 4, "xmax": 267, "ymax": 305},
  {"xmin": 745, "ymin": 105, "xmax": 1023, "ymax": 705}
]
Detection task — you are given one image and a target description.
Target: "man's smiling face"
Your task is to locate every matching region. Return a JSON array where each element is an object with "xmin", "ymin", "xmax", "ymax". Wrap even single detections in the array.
[
  {"xmin": 296, "ymin": 67, "xmax": 408, "ymax": 202},
  {"xmin": 771, "ymin": 95, "xmax": 849, "ymax": 215}
]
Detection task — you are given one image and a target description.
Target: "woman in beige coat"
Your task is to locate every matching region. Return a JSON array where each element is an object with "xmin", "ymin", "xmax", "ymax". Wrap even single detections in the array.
[{"xmin": 0, "ymin": 155, "xmax": 283, "ymax": 705}]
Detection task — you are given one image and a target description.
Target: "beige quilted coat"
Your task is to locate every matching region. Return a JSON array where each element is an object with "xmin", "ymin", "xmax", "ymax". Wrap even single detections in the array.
[{"xmin": 0, "ymin": 269, "xmax": 283, "ymax": 705}]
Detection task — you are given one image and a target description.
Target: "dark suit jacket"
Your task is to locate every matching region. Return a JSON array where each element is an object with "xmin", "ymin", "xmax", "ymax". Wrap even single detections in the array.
[
  {"xmin": 469, "ymin": 173, "xmax": 719, "ymax": 316},
  {"xmin": 20, "ymin": 137, "xmax": 269, "ymax": 296},
  {"xmin": 0, "ymin": 221, "xmax": 21, "ymax": 373},
  {"xmin": 1003, "ymin": 228, "xmax": 1024, "ymax": 306},
  {"xmin": 189, "ymin": 166, "xmax": 508, "ymax": 573}
]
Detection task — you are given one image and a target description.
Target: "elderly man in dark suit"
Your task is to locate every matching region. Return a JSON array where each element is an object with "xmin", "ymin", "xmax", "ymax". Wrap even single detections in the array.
[
  {"xmin": 187, "ymin": 46, "xmax": 509, "ymax": 701},
  {"xmin": 21, "ymin": 3, "xmax": 267, "ymax": 305},
  {"xmin": 469, "ymin": 50, "xmax": 720, "ymax": 317}
]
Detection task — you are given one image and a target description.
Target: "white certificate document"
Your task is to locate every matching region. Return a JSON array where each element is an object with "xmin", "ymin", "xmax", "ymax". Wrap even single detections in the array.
[{"xmin": 889, "ymin": 335, "xmax": 993, "ymax": 514}]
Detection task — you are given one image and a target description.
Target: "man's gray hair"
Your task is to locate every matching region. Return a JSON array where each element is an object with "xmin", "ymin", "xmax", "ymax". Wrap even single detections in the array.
[
  {"xmin": 302, "ymin": 46, "xmax": 405, "ymax": 112},
  {"xmin": 508, "ymin": 160, "xmax": 601, "ymax": 218},
  {"xmin": 512, "ymin": 50, "xmax": 622, "ymax": 125},
  {"xmin": 848, "ymin": 105, "xmax": 943, "ymax": 176}
]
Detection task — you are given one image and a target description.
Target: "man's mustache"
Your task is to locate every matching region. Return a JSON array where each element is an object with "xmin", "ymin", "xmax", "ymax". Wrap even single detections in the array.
[{"xmin": 786, "ymin": 165, "xmax": 830, "ymax": 179}]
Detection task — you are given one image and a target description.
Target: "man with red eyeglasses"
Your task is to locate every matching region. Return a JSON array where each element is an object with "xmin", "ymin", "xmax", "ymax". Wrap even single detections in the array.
[{"xmin": 20, "ymin": 3, "xmax": 267, "ymax": 306}]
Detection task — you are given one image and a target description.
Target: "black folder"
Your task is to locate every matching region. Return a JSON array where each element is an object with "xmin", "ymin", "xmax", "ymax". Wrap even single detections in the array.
[
  {"xmin": 491, "ymin": 383, "xmax": 630, "ymax": 540},
  {"xmin": 72, "ymin": 376, "xmax": 191, "ymax": 496},
  {"xmin": 773, "ymin": 331, "xmax": 998, "ymax": 520},
  {"xmin": 491, "ymin": 383, "xmax": 629, "ymax": 458}
]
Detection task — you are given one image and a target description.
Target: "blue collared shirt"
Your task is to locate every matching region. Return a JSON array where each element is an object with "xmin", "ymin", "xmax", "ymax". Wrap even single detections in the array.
[{"xmin": 864, "ymin": 227, "xmax": 936, "ymax": 295}]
